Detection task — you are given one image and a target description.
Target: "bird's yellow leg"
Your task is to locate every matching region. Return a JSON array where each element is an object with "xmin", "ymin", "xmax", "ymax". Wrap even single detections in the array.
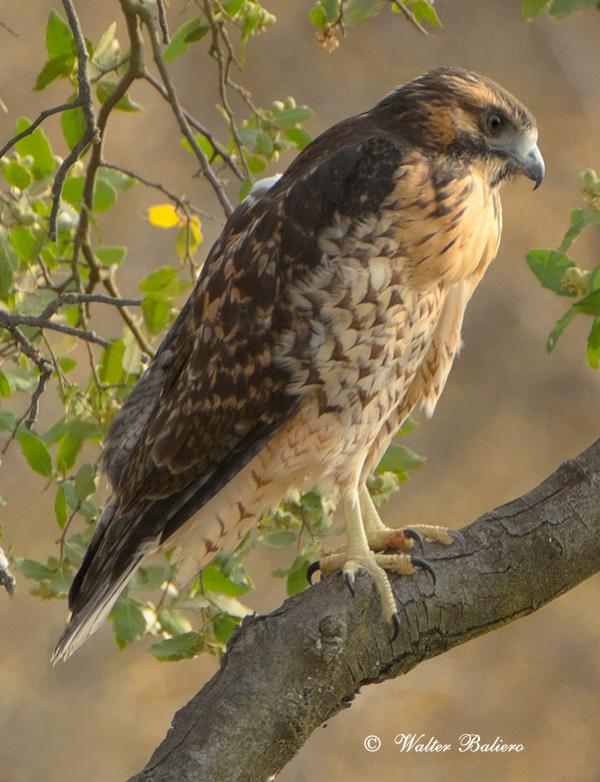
[
  {"xmin": 320, "ymin": 490, "xmax": 399, "ymax": 623},
  {"xmin": 359, "ymin": 486, "xmax": 456, "ymax": 548}
]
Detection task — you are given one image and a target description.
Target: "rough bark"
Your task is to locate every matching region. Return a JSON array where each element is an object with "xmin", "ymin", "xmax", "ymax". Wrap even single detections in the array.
[{"xmin": 129, "ymin": 437, "xmax": 600, "ymax": 782}]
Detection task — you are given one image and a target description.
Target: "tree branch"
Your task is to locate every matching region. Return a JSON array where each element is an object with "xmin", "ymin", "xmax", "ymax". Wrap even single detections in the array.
[
  {"xmin": 0, "ymin": 100, "xmax": 80, "ymax": 159},
  {"xmin": 129, "ymin": 437, "xmax": 600, "ymax": 782}
]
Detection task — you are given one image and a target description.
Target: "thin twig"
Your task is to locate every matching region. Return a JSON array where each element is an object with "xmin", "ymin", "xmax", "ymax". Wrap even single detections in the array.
[
  {"xmin": 157, "ymin": 0, "xmax": 170, "ymax": 43},
  {"xmin": 391, "ymin": 0, "xmax": 428, "ymax": 35},
  {"xmin": 204, "ymin": 0, "xmax": 251, "ymax": 181},
  {"xmin": 48, "ymin": 0, "xmax": 100, "ymax": 240},
  {"xmin": 0, "ymin": 21, "xmax": 18, "ymax": 37},
  {"xmin": 38, "ymin": 292, "xmax": 142, "ymax": 321},
  {"xmin": 100, "ymin": 161, "xmax": 190, "ymax": 218},
  {"xmin": 0, "ymin": 308, "xmax": 109, "ymax": 348},
  {"xmin": 143, "ymin": 72, "xmax": 242, "ymax": 180},
  {"xmin": 0, "ymin": 312, "xmax": 53, "ymax": 433},
  {"xmin": 137, "ymin": 5, "xmax": 233, "ymax": 217},
  {"xmin": 24, "ymin": 362, "xmax": 53, "ymax": 428},
  {"xmin": 0, "ymin": 100, "xmax": 80, "ymax": 159}
]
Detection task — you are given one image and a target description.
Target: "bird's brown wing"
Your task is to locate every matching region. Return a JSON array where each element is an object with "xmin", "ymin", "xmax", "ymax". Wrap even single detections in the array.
[{"xmin": 114, "ymin": 131, "xmax": 407, "ymax": 531}]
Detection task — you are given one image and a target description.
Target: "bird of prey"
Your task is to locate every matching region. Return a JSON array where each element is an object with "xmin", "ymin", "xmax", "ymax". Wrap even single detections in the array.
[{"xmin": 53, "ymin": 66, "xmax": 543, "ymax": 662}]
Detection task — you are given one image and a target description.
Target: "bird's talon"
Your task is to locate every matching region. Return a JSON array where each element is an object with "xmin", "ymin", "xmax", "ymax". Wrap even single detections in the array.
[
  {"xmin": 306, "ymin": 560, "xmax": 320, "ymax": 585},
  {"xmin": 404, "ymin": 528, "xmax": 424, "ymax": 555},
  {"xmin": 411, "ymin": 556, "xmax": 436, "ymax": 587},
  {"xmin": 391, "ymin": 611, "xmax": 401, "ymax": 642},
  {"xmin": 344, "ymin": 571, "xmax": 356, "ymax": 597},
  {"xmin": 449, "ymin": 528, "xmax": 466, "ymax": 548}
]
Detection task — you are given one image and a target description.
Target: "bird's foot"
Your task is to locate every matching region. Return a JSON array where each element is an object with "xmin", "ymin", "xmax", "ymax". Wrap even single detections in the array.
[
  {"xmin": 312, "ymin": 550, "xmax": 436, "ymax": 639},
  {"xmin": 400, "ymin": 523, "xmax": 461, "ymax": 546}
]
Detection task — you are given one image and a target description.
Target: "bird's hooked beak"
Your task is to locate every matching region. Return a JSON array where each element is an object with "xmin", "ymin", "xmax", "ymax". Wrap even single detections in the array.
[{"xmin": 508, "ymin": 131, "xmax": 545, "ymax": 189}]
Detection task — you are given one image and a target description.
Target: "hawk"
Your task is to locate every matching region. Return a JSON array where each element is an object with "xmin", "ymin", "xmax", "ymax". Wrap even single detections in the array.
[{"xmin": 53, "ymin": 67, "xmax": 543, "ymax": 661}]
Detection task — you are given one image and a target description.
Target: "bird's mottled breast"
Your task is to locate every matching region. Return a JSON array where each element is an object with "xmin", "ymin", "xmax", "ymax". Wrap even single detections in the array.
[{"xmin": 274, "ymin": 151, "xmax": 502, "ymax": 424}]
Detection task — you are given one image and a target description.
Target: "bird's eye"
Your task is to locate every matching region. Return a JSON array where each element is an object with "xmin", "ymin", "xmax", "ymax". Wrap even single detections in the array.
[{"xmin": 485, "ymin": 112, "xmax": 504, "ymax": 135}]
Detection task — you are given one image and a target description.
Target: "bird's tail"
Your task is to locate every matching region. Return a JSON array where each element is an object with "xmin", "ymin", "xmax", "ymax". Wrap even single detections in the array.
[{"xmin": 51, "ymin": 500, "xmax": 155, "ymax": 664}]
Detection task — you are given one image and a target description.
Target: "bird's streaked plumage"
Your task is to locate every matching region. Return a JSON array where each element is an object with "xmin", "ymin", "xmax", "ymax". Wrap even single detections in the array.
[{"xmin": 53, "ymin": 67, "xmax": 542, "ymax": 661}]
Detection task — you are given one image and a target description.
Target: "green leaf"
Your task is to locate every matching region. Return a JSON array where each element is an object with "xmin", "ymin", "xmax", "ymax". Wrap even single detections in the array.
[
  {"xmin": 3, "ymin": 160, "xmax": 33, "ymax": 190},
  {"xmin": 63, "ymin": 176, "xmax": 117, "ymax": 212},
  {"xmin": 142, "ymin": 294, "xmax": 171, "ymax": 334},
  {"xmin": 521, "ymin": 0, "xmax": 550, "ymax": 17},
  {"xmin": 222, "ymin": 0, "xmax": 245, "ymax": 15},
  {"xmin": 259, "ymin": 530, "xmax": 297, "ymax": 548},
  {"xmin": 0, "ymin": 246, "xmax": 17, "ymax": 301},
  {"xmin": 2, "ymin": 365, "xmax": 38, "ymax": 393},
  {"xmin": 150, "ymin": 631, "xmax": 204, "ymax": 662},
  {"xmin": 285, "ymin": 127, "xmax": 312, "ymax": 149},
  {"xmin": 558, "ymin": 207, "xmax": 600, "ymax": 253},
  {"xmin": 110, "ymin": 595, "xmax": 148, "ymax": 650},
  {"xmin": 526, "ymin": 249, "xmax": 577, "ymax": 296},
  {"xmin": 10, "ymin": 226, "xmax": 36, "ymax": 263},
  {"xmin": 573, "ymin": 288, "xmax": 600, "ymax": 316},
  {"xmin": 92, "ymin": 179, "xmax": 117, "ymax": 211},
  {"xmin": 34, "ymin": 53, "xmax": 74, "ymax": 90},
  {"xmin": 98, "ymin": 167, "xmax": 136, "ymax": 192},
  {"xmin": 56, "ymin": 420, "xmax": 100, "ymax": 473},
  {"xmin": 20, "ymin": 289, "xmax": 57, "ymax": 316},
  {"xmin": 271, "ymin": 106, "xmax": 315, "ymax": 128},
  {"xmin": 287, "ymin": 554, "xmax": 312, "ymax": 596},
  {"xmin": 0, "ymin": 371, "xmax": 12, "ymax": 398},
  {"xmin": 343, "ymin": 0, "xmax": 384, "ymax": 26},
  {"xmin": 321, "ymin": 0, "xmax": 340, "ymax": 22},
  {"xmin": 132, "ymin": 565, "xmax": 170, "ymax": 590},
  {"xmin": 0, "ymin": 410, "xmax": 17, "ymax": 432},
  {"xmin": 93, "ymin": 22, "xmax": 120, "ymax": 71},
  {"xmin": 213, "ymin": 613, "xmax": 239, "ymax": 645},
  {"xmin": 410, "ymin": 0, "xmax": 443, "ymax": 26},
  {"xmin": 139, "ymin": 266, "xmax": 177, "ymax": 293},
  {"xmin": 549, "ymin": 0, "xmax": 597, "ymax": 18},
  {"xmin": 201, "ymin": 564, "xmax": 251, "ymax": 596},
  {"xmin": 163, "ymin": 17, "xmax": 209, "ymax": 63},
  {"xmin": 95, "ymin": 245, "xmax": 127, "ymax": 266},
  {"xmin": 13, "ymin": 557, "xmax": 54, "ymax": 581},
  {"xmin": 99, "ymin": 339, "xmax": 125, "ymax": 385},
  {"xmin": 586, "ymin": 318, "xmax": 600, "ymax": 369},
  {"xmin": 62, "ymin": 176, "xmax": 85, "ymax": 206},
  {"xmin": 60, "ymin": 103, "xmax": 87, "ymax": 150},
  {"xmin": 74, "ymin": 463, "xmax": 96, "ymax": 501},
  {"xmin": 238, "ymin": 179, "xmax": 252, "ymax": 202},
  {"xmin": 377, "ymin": 442, "xmax": 425, "ymax": 476},
  {"xmin": 18, "ymin": 429, "xmax": 52, "ymax": 477},
  {"xmin": 205, "ymin": 591, "xmax": 251, "ymax": 618},
  {"xmin": 180, "ymin": 133, "xmax": 221, "ymax": 161},
  {"xmin": 55, "ymin": 485, "xmax": 68, "ymax": 528},
  {"xmin": 246, "ymin": 153, "xmax": 268, "ymax": 174},
  {"xmin": 157, "ymin": 608, "xmax": 192, "ymax": 636},
  {"xmin": 46, "ymin": 9, "xmax": 74, "ymax": 58},
  {"xmin": 96, "ymin": 79, "xmax": 143, "ymax": 112},
  {"xmin": 309, "ymin": 5, "xmax": 328, "ymax": 28},
  {"xmin": 547, "ymin": 307, "xmax": 577, "ymax": 352},
  {"xmin": 14, "ymin": 117, "xmax": 55, "ymax": 179},
  {"xmin": 59, "ymin": 357, "xmax": 77, "ymax": 373}
]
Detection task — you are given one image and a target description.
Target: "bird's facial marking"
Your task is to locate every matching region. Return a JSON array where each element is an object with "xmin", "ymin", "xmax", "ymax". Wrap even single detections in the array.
[{"xmin": 377, "ymin": 67, "xmax": 542, "ymax": 189}]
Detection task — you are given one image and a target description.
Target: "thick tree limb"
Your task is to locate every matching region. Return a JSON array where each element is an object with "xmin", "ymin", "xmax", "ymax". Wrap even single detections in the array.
[{"xmin": 131, "ymin": 437, "xmax": 600, "ymax": 782}]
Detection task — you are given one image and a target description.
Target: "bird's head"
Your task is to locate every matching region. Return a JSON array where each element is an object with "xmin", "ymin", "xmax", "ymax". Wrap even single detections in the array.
[{"xmin": 376, "ymin": 66, "xmax": 544, "ymax": 189}]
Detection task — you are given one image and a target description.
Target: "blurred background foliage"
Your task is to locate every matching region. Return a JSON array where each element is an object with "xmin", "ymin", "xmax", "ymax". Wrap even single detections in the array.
[{"xmin": 0, "ymin": 1, "xmax": 599, "ymax": 781}]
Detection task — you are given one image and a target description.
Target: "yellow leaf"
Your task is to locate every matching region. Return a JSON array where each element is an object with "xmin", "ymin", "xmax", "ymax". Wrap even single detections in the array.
[
  {"xmin": 148, "ymin": 203, "xmax": 180, "ymax": 229},
  {"xmin": 176, "ymin": 215, "xmax": 203, "ymax": 260},
  {"xmin": 190, "ymin": 215, "xmax": 203, "ymax": 248}
]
